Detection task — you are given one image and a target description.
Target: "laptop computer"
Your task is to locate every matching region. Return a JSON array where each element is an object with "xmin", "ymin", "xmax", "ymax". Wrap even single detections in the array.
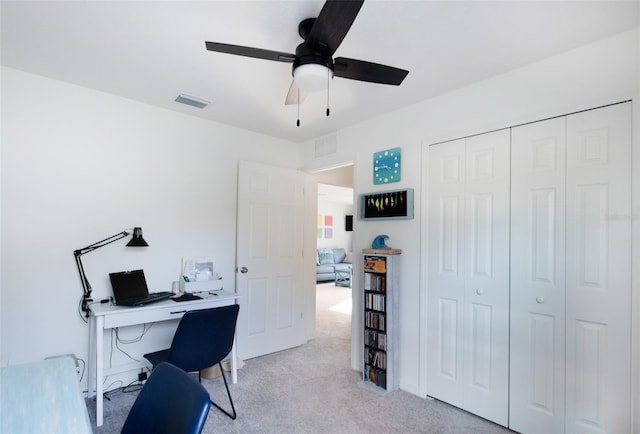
[{"xmin": 109, "ymin": 269, "xmax": 172, "ymax": 306}]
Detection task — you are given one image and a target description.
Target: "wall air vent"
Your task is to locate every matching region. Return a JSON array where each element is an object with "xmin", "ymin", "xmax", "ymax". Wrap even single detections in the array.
[{"xmin": 174, "ymin": 93, "xmax": 209, "ymax": 109}]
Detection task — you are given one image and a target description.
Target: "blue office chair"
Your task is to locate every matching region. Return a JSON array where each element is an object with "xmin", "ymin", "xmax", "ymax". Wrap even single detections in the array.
[
  {"xmin": 121, "ymin": 362, "xmax": 211, "ymax": 434},
  {"xmin": 143, "ymin": 304, "xmax": 240, "ymax": 420}
]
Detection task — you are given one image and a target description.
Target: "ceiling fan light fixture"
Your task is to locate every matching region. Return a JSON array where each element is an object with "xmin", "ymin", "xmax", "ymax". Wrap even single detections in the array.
[{"xmin": 293, "ymin": 64, "xmax": 333, "ymax": 92}]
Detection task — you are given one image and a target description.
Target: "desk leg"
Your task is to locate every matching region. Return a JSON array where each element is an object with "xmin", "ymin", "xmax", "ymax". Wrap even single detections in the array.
[
  {"xmin": 87, "ymin": 315, "xmax": 96, "ymax": 400},
  {"xmin": 230, "ymin": 335, "xmax": 237, "ymax": 384},
  {"xmin": 95, "ymin": 316, "xmax": 104, "ymax": 427}
]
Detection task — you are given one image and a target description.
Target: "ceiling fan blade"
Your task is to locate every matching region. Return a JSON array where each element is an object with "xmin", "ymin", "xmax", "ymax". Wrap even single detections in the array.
[
  {"xmin": 333, "ymin": 57, "xmax": 409, "ymax": 85},
  {"xmin": 205, "ymin": 41, "xmax": 295, "ymax": 63},
  {"xmin": 284, "ymin": 81, "xmax": 308, "ymax": 105},
  {"xmin": 305, "ymin": 0, "xmax": 364, "ymax": 55}
]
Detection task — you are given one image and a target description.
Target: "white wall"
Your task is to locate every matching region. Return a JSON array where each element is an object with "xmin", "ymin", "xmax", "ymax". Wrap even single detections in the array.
[
  {"xmin": 0, "ymin": 67, "xmax": 303, "ymax": 385},
  {"xmin": 316, "ymin": 199, "xmax": 353, "ymax": 252},
  {"xmin": 311, "ymin": 164, "xmax": 353, "ymax": 188},
  {"xmin": 303, "ymin": 27, "xmax": 639, "ymax": 415}
]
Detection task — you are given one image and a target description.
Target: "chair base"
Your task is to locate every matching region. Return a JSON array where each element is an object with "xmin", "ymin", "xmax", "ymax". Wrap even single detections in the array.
[{"xmin": 199, "ymin": 362, "xmax": 236, "ymax": 420}]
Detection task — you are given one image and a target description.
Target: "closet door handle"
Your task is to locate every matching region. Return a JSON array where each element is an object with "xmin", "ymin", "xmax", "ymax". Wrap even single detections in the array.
[
  {"xmin": 475, "ymin": 288, "xmax": 484, "ymax": 296},
  {"xmin": 536, "ymin": 296, "xmax": 545, "ymax": 304}
]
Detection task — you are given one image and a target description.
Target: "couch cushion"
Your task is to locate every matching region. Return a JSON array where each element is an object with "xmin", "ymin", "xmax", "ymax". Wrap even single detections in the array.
[
  {"xmin": 317, "ymin": 248, "xmax": 334, "ymax": 265},
  {"xmin": 316, "ymin": 265, "xmax": 335, "ymax": 274},
  {"xmin": 332, "ymin": 248, "xmax": 347, "ymax": 264}
]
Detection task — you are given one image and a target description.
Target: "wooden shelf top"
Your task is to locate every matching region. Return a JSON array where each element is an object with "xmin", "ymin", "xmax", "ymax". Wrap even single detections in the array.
[{"xmin": 362, "ymin": 248, "xmax": 402, "ymax": 255}]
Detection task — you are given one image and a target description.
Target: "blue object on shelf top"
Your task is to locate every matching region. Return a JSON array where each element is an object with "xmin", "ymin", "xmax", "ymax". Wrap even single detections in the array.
[{"xmin": 372, "ymin": 235, "xmax": 391, "ymax": 250}]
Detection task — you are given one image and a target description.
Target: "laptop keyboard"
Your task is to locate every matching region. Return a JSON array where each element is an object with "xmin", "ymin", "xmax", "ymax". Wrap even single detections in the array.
[
  {"xmin": 125, "ymin": 291, "xmax": 173, "ymax": 305},
  {"xmin": 145, "ymin": 291, "xmax": 173, "ymax": 301}
]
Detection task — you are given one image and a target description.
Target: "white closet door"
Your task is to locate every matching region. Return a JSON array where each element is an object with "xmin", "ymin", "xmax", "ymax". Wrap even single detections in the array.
[
  {"xmin": 510, "ymin": 117, "xmax": 567, "ymax": 433},
  {"xmin": 462, "ymin": 131, "xmax": 510, "ymax": 426},
  {"xmin": 565, "ymin": 103, "xmax": 632, "ymax": 433},
  {"xmin": 427, "ymin": 138, "xmax": 466, "ymax": 407},
  {"xmin": 427, "ymin": 130, "xmax": 510, "ymax": 426}
]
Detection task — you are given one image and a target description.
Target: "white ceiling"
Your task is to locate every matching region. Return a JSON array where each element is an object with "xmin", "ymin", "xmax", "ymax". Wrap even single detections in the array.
[{"xmin": 2, "ymin": 1, "xmax": 638, "ymax": 144}]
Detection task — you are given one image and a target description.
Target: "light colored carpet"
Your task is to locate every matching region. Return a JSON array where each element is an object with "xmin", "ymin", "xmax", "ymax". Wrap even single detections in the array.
[{"xmin": 87, "ymin": 283, "xmax": 512, "ymax": 433}]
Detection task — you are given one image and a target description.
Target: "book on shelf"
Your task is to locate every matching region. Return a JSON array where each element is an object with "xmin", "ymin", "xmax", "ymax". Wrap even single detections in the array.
[
  {"xmin": 364, "ymin": 257, "xmax": 386, "ymax": 273},
  {"xmin": 365, "ymin": 311, "xmax": 386, "ymax": 331},
  {"xmin": 364, "ymin": 274, "xmax": 385, "ymax": 292},
  {"xmin": 365, "ymin": 293, "xmax": 386, "ymax": 311},
  {"xmin": 365, "ymin": 348, "xmax": 387, "ymax": 369},
  {"xmin": 365, "ymin": 330, "xmax": 387, "ymax": 350},
  {"xmin": 364, "ymin": 365, "xmax": 387, "ymax": 388}
]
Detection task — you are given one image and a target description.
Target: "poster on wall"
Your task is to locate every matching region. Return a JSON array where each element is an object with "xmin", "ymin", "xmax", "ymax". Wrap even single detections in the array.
[
  {"xmin": 317, "ymin": 214, "xmax": 334, "ymax": 239},
  {"xmin": 317, "ymin": 214, "xmax": 323, "ymax": 238}
]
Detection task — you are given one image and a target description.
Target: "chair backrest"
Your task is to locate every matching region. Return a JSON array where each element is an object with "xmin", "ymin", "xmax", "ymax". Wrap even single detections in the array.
[
  {"xmin": 121, "ymin": 362, "xmax": 211, "ymax": 434},
  {"xmin": 167, "ymin": 304, "xmax": 240, "ymax": 373}
]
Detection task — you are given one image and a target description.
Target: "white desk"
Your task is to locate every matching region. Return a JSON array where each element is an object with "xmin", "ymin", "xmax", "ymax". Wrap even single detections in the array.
[
  {"xmin": 1, "ymin": 357, "xmax": 92, "ymax": 433},
  {"xmin": 88, "ymin": 290, "xmax": 239, "ymax": 426}
]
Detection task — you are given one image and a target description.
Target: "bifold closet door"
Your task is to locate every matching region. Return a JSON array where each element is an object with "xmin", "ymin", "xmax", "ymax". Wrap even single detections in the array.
[
  {"xmin": 510, "ymin": 102, "xmax": 632, "ymax": 434},
  {"xmin": 510, "ymin": 117, "xmax": 567, "ymax": 434},
  {"xmin": 565, "ymin": 103, "xmax": 631, "ymax": 434},
  {"xmin": 427, "ymin": 129, "xmax": 510, "ymax": 426},
  {"xmin": 426, "ymin": 138, "xmax": 466, "ymax": 408}
]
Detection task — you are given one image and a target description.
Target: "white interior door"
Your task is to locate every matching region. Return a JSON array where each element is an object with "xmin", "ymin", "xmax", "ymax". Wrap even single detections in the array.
[
  {"xmin": 462, "ymin": 130, "xmax": 510, "ymax": 426},
  {"xmin": 427, "ymin": 138, "xmax": 466, "ymax": 408},
  {"xmin": 565, "ymin": 103, "xmax": 632, "ymax": 434},
  {"xmin": 427, "ymin": 130, "xmax": 510, "ymax": 426},
  {"xmin": 510, "ymin": 117, "xmax": 567, "ymax": 433},
  {"xmin": 236, "ymin": 160, "xmax": 305, "ymax": 360}
]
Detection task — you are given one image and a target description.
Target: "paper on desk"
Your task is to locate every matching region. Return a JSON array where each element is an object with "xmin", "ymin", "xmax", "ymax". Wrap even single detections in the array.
[{"xmin": 182, "ymin": 257, "xmax": 219, "ymax": 282}]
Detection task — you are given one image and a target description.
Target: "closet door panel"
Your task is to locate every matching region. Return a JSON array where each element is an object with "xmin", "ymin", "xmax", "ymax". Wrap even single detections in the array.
[
  {"xmin": 510, "ymin": 117, "xmax": 566, "ymax": 434},
  {"xmin": 565, "ymin": 103, "xmax": 631, "ymax": 434},
  {"xmin": 426, "ymin": 139, "xmax": 466, "ymax": 406},
  {"xmin": 463, "ymin": 130, "xmax": 510, "ymax": 426}
]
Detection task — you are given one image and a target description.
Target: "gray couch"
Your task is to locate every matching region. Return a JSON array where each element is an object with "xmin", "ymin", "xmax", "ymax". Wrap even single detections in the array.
[{"xmin": 316, "ymin": 248, "xmax": 352, "ymax": 282}]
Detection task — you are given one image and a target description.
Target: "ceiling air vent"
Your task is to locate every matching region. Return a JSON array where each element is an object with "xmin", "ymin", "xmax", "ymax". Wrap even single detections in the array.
[{"xmin": 175, "ymin": 94, "xmax": 209, "ymax": 109}]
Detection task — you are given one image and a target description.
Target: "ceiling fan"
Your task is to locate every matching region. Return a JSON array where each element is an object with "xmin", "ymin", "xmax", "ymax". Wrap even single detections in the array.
[{"xmin": 204, "ymin": 0, "xmax": 409, "ymax": 115}]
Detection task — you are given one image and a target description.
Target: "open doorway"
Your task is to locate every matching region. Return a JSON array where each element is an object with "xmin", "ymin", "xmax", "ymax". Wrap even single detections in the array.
[
  {"xmin": 313, "ymin": 164, "xmax": 354, "ymax": 355},
  {"xmin": 317, "ymin": 183, "xmax": 354, "ymax": 253}
]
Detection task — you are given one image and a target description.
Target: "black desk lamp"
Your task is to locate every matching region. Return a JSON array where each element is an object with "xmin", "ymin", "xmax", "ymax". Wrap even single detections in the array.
[{"xmin": 74, "ymin": 227, "xmax": 149, "ymax": 318}]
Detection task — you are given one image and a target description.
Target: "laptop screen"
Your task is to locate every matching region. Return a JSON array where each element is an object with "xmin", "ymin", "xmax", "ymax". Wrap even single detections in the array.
[{"xmin": 109, "ymin": 269, "xmax": 149, "ymax": 301}]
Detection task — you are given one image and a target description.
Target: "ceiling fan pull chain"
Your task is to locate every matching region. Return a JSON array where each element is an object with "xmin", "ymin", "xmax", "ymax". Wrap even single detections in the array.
[
  {"xmin": 297, "ymin": 88, "xmax": 301, "ymax": 127},
  {"xmin": 326, "ymin": 68, "xmax": 331, "ymax": 117}
]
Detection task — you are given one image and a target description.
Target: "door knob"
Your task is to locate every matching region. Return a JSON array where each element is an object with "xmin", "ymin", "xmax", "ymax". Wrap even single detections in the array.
[
  {"xmin": 475, "ymin": 288, "xmax": 484, "ymax": 296},
  {"xmin": 536, "ymin": 296, "xmax": 545, "ymax": 304},
  {"xmin": 239, "ymin": 266, "xmax": 248, "ymax": 274}
]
